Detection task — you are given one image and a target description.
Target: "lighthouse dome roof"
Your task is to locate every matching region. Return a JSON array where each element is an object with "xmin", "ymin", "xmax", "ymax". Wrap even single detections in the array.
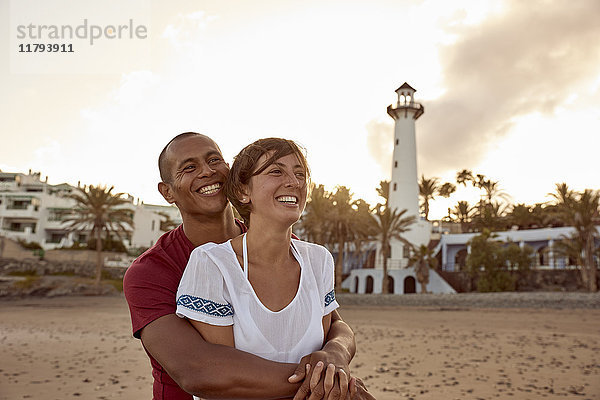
[{"xmin": 395, "ymin": 82, "xmax": 416, "ymax": 92}]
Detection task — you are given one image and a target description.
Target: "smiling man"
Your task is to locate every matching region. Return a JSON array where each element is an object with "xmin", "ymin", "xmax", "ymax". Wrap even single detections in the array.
[{"xmin": 123, "ymin": 133, "xmax": 373, "ymax": 400}]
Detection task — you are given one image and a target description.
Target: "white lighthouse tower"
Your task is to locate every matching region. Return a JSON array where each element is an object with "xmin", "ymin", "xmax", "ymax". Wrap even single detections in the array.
[{"xmin": 386, "ymin": 82, "xmax": 431, "ymax": 263}]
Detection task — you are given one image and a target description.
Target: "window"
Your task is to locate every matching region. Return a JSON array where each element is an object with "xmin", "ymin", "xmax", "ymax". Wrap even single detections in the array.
[
  {"xmin": 395, "ymin": 139, "xmax": 399, "ymax": 145},
  {"xmin": 402, "ymin": 245, "xmax": 411, "ymax": 259},
  {"xmin": 394, "ymin": 161, "xmax": 398, "ymax": 168},
  {"xmin": 393, "ymin": 183, "xmax": 397, "ymax": 191},
  {"xmin": 151, "ymin": 220, "xmax": 155, "ymax": 231}
]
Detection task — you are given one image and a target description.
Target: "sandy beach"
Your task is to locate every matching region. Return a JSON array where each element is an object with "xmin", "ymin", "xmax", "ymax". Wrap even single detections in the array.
[{"xmin": 1, "ymin": 294, "xmax": 599, "ymax": 400}]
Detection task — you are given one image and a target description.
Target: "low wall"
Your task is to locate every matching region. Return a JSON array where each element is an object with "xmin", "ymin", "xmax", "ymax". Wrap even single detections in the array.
[
  {"xmin": 0, "ymin": 236, "xmax": 37, "ymax": 260},
  {"xmin": 44, "ymin": 249, "xmax": 126, "ymax": 264},
  {"xmin": 0, "ymin": 236, "xmax": 126, "ymax": 264},
  {"xmin": 438, "ymin": 269, "xmax": 592, "ymax": 292},
  {"xmin": 0, "ymin": 258, "xmax": 127, "ymax": 280}
]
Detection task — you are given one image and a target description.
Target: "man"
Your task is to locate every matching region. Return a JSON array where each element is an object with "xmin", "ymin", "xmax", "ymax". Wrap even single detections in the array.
[{"xmin": 124, "ymin": 133, "xmax": 373, "ymax": 399}]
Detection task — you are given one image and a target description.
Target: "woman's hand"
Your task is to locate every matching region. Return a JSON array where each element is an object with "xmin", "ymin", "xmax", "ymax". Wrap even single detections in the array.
[
  {"xmin": 349, "ymin": 376, "xmax": 376, "ymax": 399},
  {"xmin": 289, "ymin": 350, "xmax": 350, "ymax": 399}
]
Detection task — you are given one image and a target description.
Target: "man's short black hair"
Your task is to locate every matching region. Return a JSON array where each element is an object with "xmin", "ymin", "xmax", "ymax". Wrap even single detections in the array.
[{"xmin": 158, "ymin": 132, "xmax": 204, "ymax": 183}]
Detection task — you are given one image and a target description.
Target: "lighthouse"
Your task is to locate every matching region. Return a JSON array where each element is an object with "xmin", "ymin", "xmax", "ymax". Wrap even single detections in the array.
[{"xmin": 386, "ymin": 82, "xmax": 431, "ymax": 262}]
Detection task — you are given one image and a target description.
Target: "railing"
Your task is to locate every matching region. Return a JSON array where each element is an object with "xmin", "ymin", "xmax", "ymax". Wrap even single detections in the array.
[
  {"xmin": 390, "ymin": 102, "xmax": 423, "ymax": 110},
  {"xmin": 387, "ymin": 102, "xmax": 425, "ymax": 119},
  {"xmin": 48, "ymin": 215, "xmax": 67, "ymax": 221},
  {"xmin": 373, "ymin": 259, "xmax": 409, "ymax": 269},
  {"xmin": 6, "ymin": 204, "xmax": 30, "ymax": 210},
  {"xmin": 3, "ymin": 227, "xmax": 27, "ymax": 232},
  {"xmin": 442, "ymin": 258, "xmax": 582, "ymax": 271}
]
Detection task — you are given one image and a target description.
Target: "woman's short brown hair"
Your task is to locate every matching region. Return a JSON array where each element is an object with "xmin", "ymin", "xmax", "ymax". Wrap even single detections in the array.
[{"xmin": 225, "ymin": 138, "xmax": 310, "ymax": 226}]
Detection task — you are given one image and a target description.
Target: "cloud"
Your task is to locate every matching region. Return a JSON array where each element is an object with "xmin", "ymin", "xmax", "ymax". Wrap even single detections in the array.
[
  {"xmin": 418, "ymin": 0, "xmax": 600, "ymax": 174},
  {"xmin": 366, "ymin": 119, "xmax": 394, "ymax": 178},
  {"xmin": 161, "ymin": 10, "xmax": 217, "ymax": 44}
]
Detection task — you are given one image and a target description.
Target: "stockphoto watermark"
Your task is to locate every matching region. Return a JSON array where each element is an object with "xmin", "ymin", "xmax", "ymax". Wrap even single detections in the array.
[
  {"xmin": 16, "ymin": 19, "xmax": 148, "ymax": 46},
  {"xmin": 10, "ymin": 0, "xmax": 152, "ymax": 74}
]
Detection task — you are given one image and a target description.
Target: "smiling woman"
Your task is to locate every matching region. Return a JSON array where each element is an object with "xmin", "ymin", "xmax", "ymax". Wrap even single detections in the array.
[
  {"xmin": 176, "ymin": 138, "xmax": 360, "ymax": 399},
  {"xmin": 224, "ymin": 137, "xmax": 310, "ymax": 227}
]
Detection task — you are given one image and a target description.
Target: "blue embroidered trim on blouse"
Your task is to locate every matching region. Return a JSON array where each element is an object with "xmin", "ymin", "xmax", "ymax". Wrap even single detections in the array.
[
  {"xmin": 177, "ymin": 294, "xmax": 234, "ymax": 317},
  {"xmin": 324, "ymin": 290, "xmax": 336, "ymax": 307}
]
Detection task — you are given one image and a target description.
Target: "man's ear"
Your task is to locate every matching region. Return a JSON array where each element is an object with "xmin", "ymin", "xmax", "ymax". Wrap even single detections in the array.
[{"xmin": 158, "ymin": 182, "xmax": 175, "ymax": 204}]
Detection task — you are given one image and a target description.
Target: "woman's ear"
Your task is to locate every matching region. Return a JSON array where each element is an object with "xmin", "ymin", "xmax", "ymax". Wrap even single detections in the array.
[{"xmin": 239, "ymin": 185, "xmax": 251, "ymax": 204}]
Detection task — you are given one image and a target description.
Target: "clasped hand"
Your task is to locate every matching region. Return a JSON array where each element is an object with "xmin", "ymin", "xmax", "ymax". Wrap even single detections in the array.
[{"xmin": 288, "ymin": 351, "xmax": 375, "ymax": 400}]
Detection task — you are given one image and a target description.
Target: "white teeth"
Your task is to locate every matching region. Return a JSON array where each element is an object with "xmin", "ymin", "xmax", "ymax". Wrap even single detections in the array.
[
  {"xmin": 277, "ymin": 196, "xmax": 297, "ymax": 204},
  {"xmin": 198, "ymin": 183, "xmax": 221, "ymax": 195}
]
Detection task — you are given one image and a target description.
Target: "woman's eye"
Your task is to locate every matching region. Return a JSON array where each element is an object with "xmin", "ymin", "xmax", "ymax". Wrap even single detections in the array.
[
  {"xmin": 208, "ymin": 158, "xmax": 222, "ymax": 164},
  {"xmin": 184, "ymin": 165, "xmax": 195, "ymax": 171},
  {"xmin": 269, "ymin": 169, "xmax": 281, "ymax": 174}
]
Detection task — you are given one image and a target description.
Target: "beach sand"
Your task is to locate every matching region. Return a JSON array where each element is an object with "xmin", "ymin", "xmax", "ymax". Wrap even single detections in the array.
[{"xmin": 1, "ymin": 295, "xmax": 599, "ymax": 400}]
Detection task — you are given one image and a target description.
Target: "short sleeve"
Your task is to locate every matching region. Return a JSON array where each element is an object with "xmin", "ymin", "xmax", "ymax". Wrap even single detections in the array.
[
  {"xmin": 124, "ymin": 253, "xmax": 182, "ymax": 339},
  {"xmin": 176, "ymin": 247, "xmax": 234, "ymax": 326},
  {"xmin": 322, "ymin": 248, "xmax": 339, "ymax": 316}
]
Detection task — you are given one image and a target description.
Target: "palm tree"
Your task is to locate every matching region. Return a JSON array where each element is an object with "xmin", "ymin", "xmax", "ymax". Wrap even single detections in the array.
[
  {"xmin": 438, "ymin": 182, "xmax": 456, "ymax": 198},
  {"xmin": 349, "ymin": 198, "xmax": 375, "ymax": 268},
  {"xmin": 376, "ymin": 180, "xmax": 390, "ymax": 206},
  {"xmin": 456, "ymin": 169, "xmax": 474, "ymax": 187},
  {"xmin": 478, "ymin": 179, "xmax": 509, "ymax": 204},
  {"xmin": 549, "ymin": 183, "xmax": 574, "ymax": 205},
  {"xmin": 451, "ymin": 200, "xmax": 474, "ymax": 233},
  {"xmin": 409, "ymin": 244, "xmax": 438, "ymax": 293},
  {"xmin": 549, "ymin": 183, "xmax": 599, "ymax": 291},
  {"xmin": 368, "ymin": 206, "xmax": 416, "ymax": 294},
  {"xmin": 553, "ymin": 238, "xmax": 584, "ymax": 271},
  {"xmin": 62, "ymin": 185, "xmax": 133, "ymax": 284},
  {"xmin": 328, "ymin": 186, "xmax": 362, "ymax": 291},
  {"xmin": 531, "ymin": 203, "xmax": 553, "ymax": 228},
  {"xmin": 508, "ymin": 203, "xmax": 533, "ymax": 230},
  {"xmin": 472, "ymin": 201, "xmax": 507, "ymax": 232},
  {"xmin": 419, "ymin": 175, "xmax": 439, "ymax": 220},
  {"xmin": 298, "ymin": 184, "xmax": 333, "ymax": 245},
  {"xmin": 568, "ymin": 190, "xmax": 597, "ymax": 291}
]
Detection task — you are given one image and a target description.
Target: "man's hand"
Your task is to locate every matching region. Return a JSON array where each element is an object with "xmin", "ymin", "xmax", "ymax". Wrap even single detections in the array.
[{"xmin": 289, "ymin": 350, "xmax": 350, "ymax": 400}]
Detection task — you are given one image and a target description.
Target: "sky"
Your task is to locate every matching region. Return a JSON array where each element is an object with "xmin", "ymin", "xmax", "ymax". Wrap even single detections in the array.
[{"xmin": 1, "ymin": 0, "xmax": 599, "ymax": 220}]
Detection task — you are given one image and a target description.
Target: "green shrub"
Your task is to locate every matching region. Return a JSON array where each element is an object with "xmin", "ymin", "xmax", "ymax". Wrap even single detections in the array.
[
  {"xmin": 466, "ymin": 229, "xmax": 534, "ymax": 292},
  {"xmin": 7, "ymin": 270, "xmax": 37, "ymax": 277},
  {"xmin": 104, "ymin": 279, "xmax": 123, "ymax": 292},
  {"xmin": 17, "ymin": 239, "xmax": 43, "ymax": 250},
  {"xmin": 14, "ymin": 275, "xmax": 40, "ymax": 289}
]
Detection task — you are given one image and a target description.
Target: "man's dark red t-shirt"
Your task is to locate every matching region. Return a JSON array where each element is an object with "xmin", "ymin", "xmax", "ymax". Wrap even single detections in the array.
[{"xmin": 123, "ymin": 223, "xmax": 247, "ymax": 400}]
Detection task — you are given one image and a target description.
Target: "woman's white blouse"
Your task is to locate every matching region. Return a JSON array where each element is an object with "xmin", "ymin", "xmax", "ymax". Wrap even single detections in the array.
[{"xmin": 176, "ymin": 239, "xmax": 339, "ymax": 364}]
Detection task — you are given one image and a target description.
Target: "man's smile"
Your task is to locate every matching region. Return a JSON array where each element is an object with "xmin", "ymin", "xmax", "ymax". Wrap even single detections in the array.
[{"xmin": 197, "ymin": 183, "xmax": 222, "ymax": 195}]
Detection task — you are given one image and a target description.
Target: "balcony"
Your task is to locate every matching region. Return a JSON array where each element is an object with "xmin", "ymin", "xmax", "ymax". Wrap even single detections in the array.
[
  {"xmin": 0, "ymin": 182, "xmax": 16, "ymax": 191},
  {"xmin": 2, "ymin": 224, "xmax": 36, "ymax": 233},
  {"xmin": 45, "ymin": 219, "xmax": 69, "ymax": 229},
  {"xmin": 373, "ymin": 258, "xmax": 410, "ymax": 270},
  {"xmin": 1, "ymin": 204, "xmax": 41, "ymax": 218},
  {"xmin": 387, "ymin": 101, "xmax": 424, "ymax": 120},
  {"xmin": 7, "ymin": 204, "xmax": 29, "ymax": 210}
]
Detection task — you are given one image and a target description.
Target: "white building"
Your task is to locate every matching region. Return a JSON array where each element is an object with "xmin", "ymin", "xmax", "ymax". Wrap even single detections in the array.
[
  {"xmin": 386, "ymin": 83, "xmax": 432, "ymax": 263},
  {"xmin": 343, "ymin": 83, "xmax": 455, "ymax": 295},
  {"xmin": 0, "ymin": 170, "xmax": 181, "ymax": 250},
  {"xmin": 436, "ymin": 226, "xmax": 599, "ymax": 271}
]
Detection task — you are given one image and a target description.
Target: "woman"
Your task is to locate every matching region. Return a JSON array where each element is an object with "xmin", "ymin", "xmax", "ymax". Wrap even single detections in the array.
[{"xmin": 176, "ymin": 138, "xmax": 350, "ymax": 399}]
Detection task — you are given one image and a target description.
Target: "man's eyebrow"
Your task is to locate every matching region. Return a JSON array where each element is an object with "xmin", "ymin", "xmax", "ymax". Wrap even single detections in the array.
[
  {"xmin": 206, "ymin": 151, "xmax": 223, "ymax": 159},
  {"xmin": 176, "ymin": 152, "xmax": 223, "ymax": 170},
  {"xmin": 176, "ymin": 157, "xmax": 197, "ymax": 170}
]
